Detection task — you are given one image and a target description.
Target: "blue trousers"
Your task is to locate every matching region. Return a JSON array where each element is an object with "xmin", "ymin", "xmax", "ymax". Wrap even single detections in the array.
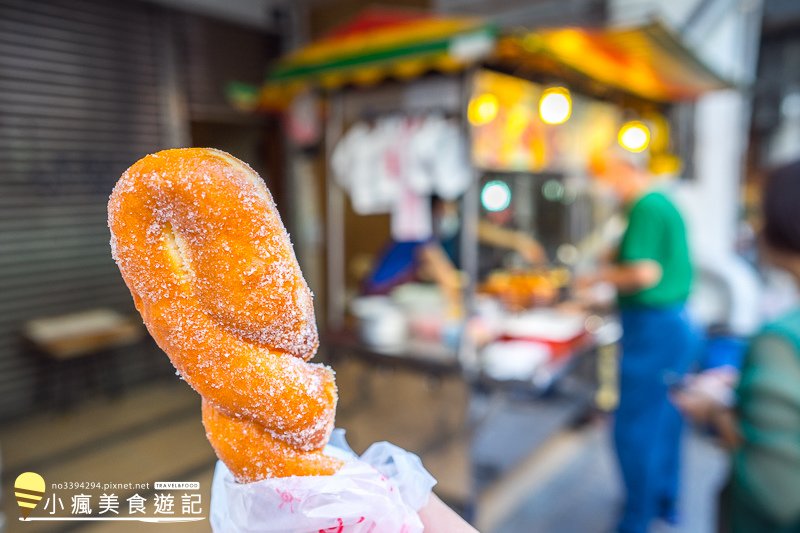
[{"xmin": 614, "ymin": 305, "xmax": 697, "ymax": 533}]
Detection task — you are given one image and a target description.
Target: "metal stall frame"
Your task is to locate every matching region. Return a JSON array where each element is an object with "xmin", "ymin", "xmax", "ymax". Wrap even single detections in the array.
[
  {"xmin": 270, "ymin": 14, "xmax": 732, "ymax": 522},
  {"xmin": 323, "ymin": 70, "xmax": 480, "ymax": 346},
  {"xmin": 318, "ymin": 69, "xmax": 600, "ymax": 523}
]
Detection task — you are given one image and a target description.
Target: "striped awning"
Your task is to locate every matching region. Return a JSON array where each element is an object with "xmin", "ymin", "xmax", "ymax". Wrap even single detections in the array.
[
  {"xmin": 259, "ymin": 8, "xmax": 496, "ymax": 107},
  {"xmin": 255, "ymin": 12, "xmax": 729, "ymax": 108},
  {"xmin": 495, "ymin": 22, "xmax": 730, "ymax": 102}
]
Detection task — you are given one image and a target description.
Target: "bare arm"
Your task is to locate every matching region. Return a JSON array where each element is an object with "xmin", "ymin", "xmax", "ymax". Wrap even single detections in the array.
[
  {"xmin": 417, "ymin": 243, "xmax": 463, "ymax": 314},
  {"xmin": 589, "ymin": 260, "xmax": 662, "ymax": 293},
  {"xmin": 712, "ymin": 408, "xmax": 741, "ymax": 449},
  {"xmin": 477, "ymin": 220, "xmax": 547, "ymax": 264},
  {"xmin": 419, "ymin": 494, "xmax": 479, "ymax": 532},
  {"xmin": 673, "ymin": 391, "xmax": 741, "ymax": 449}
]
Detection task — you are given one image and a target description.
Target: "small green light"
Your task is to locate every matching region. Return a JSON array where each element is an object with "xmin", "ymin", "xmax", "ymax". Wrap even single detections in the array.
[{"xmin": 481, "ymin": 180, "xmax": 511, "ymax": 212}]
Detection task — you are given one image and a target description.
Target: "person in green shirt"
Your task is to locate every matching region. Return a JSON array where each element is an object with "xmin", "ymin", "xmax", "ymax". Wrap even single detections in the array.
[
  {"xmin": 581, "ymin": 152, "xmax": 697, "ymax": 533},
  {"xmin": 616, "ymin": 190, "xmax": 693, "ymax": 308},
  {"xmin": 676, "ymin": 160, "xmax": 800, "ymax": 533}
]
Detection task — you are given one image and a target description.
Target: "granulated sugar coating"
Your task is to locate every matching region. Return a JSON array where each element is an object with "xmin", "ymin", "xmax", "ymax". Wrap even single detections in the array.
[{"xmin": 108, "ymin": 148, "xmax": 341, "ymax": 481}]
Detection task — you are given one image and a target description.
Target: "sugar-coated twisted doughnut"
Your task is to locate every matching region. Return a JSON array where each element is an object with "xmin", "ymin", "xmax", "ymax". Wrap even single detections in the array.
[{"xmin": 108, "ymin": 148, "xmax": 341, "ymax": 481}]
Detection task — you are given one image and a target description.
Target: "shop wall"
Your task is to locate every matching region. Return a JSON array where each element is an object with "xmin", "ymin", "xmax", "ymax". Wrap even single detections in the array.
[
  {"xmin": 174, "ymin": 11, "xmax": 286, "ymax": 211},
  {"xmin": 308, "ymin": 0, "xmax": 433, "ymax": 39},
  {"xmin": 145, "ymin": 0, "xmax": 281, "ymax": 30},
  {"xmin": 0, "ymin": 0, "xmax": 176, "ymax": 420},
  {"xmin": 0, "ymin": 0, "xmax": 282, "ymax": 421},
  {"xmin": 609, "ymin": 0, "xmax": 763, "ymax": 264},
  {"xmin": 434, "ymin": 0, "xmax": 606, "ymax": 27},
  {"xmin": 751, "ymin": 1, "xmax": 800, "ymax": 168},
  {"xmin": 681, "ymin": 3, "xmax": 761, "ymax": 264}
]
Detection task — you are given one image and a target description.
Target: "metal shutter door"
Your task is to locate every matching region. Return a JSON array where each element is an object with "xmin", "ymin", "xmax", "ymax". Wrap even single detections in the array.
[{"xmin": 0, "ymin": 0, "xmax": 174, "ymax": 419}]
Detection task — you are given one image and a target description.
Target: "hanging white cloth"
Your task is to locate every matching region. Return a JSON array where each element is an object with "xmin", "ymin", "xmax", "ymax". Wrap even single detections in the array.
[{"xmin": 331, "ymin": 115, "xmax": 471, "ymax": 221}]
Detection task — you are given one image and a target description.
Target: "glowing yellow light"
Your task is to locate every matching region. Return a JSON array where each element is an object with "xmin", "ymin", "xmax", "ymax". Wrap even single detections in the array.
[
  {"xmin": 539, "ymin": 87, "xmax": 572, "ymax": 125},
  {"xmin": 649, "ymin": 153, "xmax": 682, "ymax": 175},
  {"xmin": 644, "ymin": 111, "xmax": 670, "ymax": 152},
  {"xmin": 506, "ymin": 105, "xmax": 529, "ymax": 136},
  {"xmin": 548, "ymin": 30, "xmax": 585, "ymax": 57},
  {"xmin": 618, "ymin": 121, "xmax": 651, "ymax": 153},
  {"xmin": 468, "ymin": 93, "xmax": 499, "ymax": 126}
]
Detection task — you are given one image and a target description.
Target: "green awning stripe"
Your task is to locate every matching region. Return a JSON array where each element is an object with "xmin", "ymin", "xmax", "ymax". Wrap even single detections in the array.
[{"xmin": 268, "ymin": 27, "xmax": 496, "ymax": 83}]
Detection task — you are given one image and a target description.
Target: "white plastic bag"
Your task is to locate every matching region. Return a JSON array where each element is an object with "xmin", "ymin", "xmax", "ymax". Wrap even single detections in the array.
[{"xmin": 210, "ymin": 430, "xmax": 436, "ymax": 533}]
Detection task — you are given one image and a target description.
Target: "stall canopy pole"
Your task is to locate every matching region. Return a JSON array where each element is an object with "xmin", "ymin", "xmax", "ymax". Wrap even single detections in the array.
[
  {"xmin": 459, "ymin": 68, "xmax": 480, "ymax": 368},
  {"xmin": 326, "ymin": 93, "xmax": 346, "ymax": 330},
  {"xmin": 156, "ymin": 13, "xmax": 190, "ymax": 148}
]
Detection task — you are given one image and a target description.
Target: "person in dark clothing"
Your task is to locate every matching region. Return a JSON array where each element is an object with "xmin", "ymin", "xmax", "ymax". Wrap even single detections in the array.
[
  {"xmin": 677, "ymin": 160, "xmax": 800, "ymax": 533},
  {"xmin": 363, "ymin": 198, "xmax": 545, "ymax": 312}
]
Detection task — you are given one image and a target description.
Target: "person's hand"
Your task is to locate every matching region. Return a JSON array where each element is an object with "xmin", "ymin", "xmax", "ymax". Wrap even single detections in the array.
[
  {"xmin": 673, "ymin": 388, "xmax": 741, "ymax": 448},
  {"xmin": 555, "ymin": 299, "xmax": 590, "ymax": 314},
  {"xmin": 573, "ymin": 272, "xmax": 601, "ymax": 293},
  {"xmin": 419, "ymin": 494, "xmax": 479, "ymax": 532},
  {"xmin": 672, "ymin": 389, "xmax": 719, "ymax": 425},
  {"xmin": 515, "ymin": 235, "xmax": 547, "ymax": 265}
]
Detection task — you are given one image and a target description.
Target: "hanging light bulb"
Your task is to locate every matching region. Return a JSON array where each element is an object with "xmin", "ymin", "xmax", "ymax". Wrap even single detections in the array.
[
  {"xmin": 618, "ymin": 120, "xmax": 651, "ymax": 153},
  {"xmin": 539, "ymin": 87, "xmax": 572, "ymax": 125},
  {"xmin": 468, "ymin": 93, "xmax": 499, "ymax": 126}
]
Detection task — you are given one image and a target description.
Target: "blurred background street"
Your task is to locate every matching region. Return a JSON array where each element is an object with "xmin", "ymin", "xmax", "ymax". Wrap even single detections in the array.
[{"xmin": 2, "ymin": 0, "xmax": 800, "ymax": 531}]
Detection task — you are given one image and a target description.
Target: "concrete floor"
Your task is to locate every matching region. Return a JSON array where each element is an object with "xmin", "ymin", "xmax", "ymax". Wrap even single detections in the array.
[
  {"xmin": 0, "ymin": 359, "xmax": 473, "ymax": 533},
  {"xmin": 1, "ymin": 380, "xmax": 214, "ymax": 533},
  {"xmin": 491, "ymin": 422, "xmax": 729, "ymax": 533},
  {"xmin": 0, "ymin": 359, "xmax": 728, "ymax": 533}
]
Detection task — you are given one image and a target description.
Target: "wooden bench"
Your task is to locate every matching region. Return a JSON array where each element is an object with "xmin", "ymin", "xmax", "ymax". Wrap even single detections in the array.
[{"xmin": 23, "ymin": 309, "xmax": 144, "ymax": 411}]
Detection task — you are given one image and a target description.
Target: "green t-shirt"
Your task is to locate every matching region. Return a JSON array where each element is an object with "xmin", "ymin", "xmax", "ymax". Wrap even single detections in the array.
[{"xmin": 616, "ymin": 191, "xmax": 692, "ymax": 308}]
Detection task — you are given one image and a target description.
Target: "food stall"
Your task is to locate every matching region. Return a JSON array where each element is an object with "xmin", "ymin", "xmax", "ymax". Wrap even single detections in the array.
[{"xmin": 252, "ymin": 8, "xmax": 729, "ymax": 520}]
